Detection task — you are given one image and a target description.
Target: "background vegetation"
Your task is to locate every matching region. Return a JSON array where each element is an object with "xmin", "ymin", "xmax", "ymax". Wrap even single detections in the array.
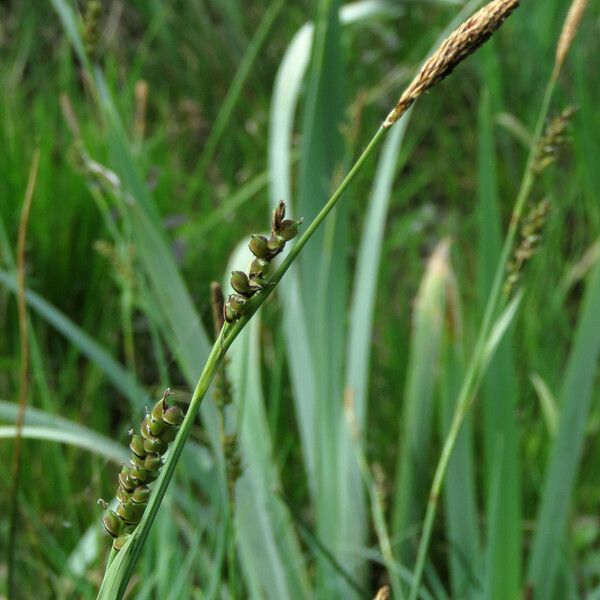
[{"xmin": 0, "ymin": 0, "xmax": 599, "ymax": 598}]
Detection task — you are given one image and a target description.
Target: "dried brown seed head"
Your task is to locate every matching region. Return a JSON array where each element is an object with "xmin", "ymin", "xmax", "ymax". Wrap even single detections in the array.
[{"xmin": 384, "ymin": 0, "xmax": 520, "ymax": 127}]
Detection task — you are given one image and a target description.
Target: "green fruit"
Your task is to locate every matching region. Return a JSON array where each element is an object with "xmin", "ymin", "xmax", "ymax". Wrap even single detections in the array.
[
  {"xmin": 143, "ymin": 435, "xmax": 167, "ymax": 455},
  {"xmin": 144, "ymin": 453, "xmax": 162, "ymax": 471},
  {"xmin": 248, "ymin": 234, "xmax": 271, "ymax": 259},
  {"xmin": 129, "ymin": 434, "xmax": 146, "ymax": 458},
  {"xmin": 102, "ymin": 510, "xmax": 121, "ymax": 538},
  {"xmin": 162, "ymin": 406, "xmax": 184, "ymax": 426}
]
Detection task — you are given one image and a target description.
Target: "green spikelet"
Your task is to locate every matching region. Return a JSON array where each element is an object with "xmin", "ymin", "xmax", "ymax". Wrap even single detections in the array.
[{"xmin": 102, "ymin": 389, "xmax": 184, "ymax": 551}]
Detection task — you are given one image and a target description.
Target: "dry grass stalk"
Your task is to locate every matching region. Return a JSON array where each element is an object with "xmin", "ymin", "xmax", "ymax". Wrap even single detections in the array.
[
  {"xmin": 554, "ymin": 0, "xmax": 588, "ymax": 75},
  {"xmin": 384, "ymin": 0, "xmax": 520, "ymax": 127},
  {"xmin": 8, "ymin": 149, "xmax": 40, "ymax": 596}
]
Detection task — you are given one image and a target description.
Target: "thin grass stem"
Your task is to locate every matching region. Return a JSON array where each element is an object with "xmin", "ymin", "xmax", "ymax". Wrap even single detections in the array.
[{"xmin": 8, "ymin": 150, "xmax": 40, "ymax": 599}]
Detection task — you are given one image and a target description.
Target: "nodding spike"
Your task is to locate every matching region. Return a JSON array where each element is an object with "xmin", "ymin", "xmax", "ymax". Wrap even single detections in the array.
[{"xmin": 105, "ymin": 387, "xmax": 186, "ymax": 547}]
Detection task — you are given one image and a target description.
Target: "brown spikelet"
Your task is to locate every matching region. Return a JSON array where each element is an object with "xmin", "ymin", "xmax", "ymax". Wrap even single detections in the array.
[
  {"xmin": 554, "ymin": 0, "xmax": 588, "ymax": 75},
  {"xmin": 384, "ymin": 0, "xmax": 520, "ymax": 127}
]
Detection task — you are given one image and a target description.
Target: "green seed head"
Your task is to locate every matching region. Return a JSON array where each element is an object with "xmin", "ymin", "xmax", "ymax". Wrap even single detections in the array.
[
  {"xmin": 116, "ymin": 500, "xmax": 135, "ymax": 522},
  {"xmin": 116, "ymin": 485, "xmax": 132, "ymax": 504},
  {"xmin": 129, "ymin": 464, "xmax": 148, "ymax": 483},
  {"xmin": 230, "ymin": 270, "xmax": 251, "ymax": 296},
  {"xmin": 140, "ymin": 418, "xmax": 153, "ymax": 439},
  {"xmin": 248, "ymin": 275, "xmax": 267, "ymax": 293},
  {"xmin": 117, "ymin": 500, "xmax": 144, "ymax": 524},
  {"xmin": 151, "ymin": 399, "xmax": 165, "ymax": 422},
  {"xmin": 249, "ymin": 234, "xmax": 271, "ymax": 259},
  {"xmin": 130, "ymin": 453, "xmax": 145, "ymax": 469}
]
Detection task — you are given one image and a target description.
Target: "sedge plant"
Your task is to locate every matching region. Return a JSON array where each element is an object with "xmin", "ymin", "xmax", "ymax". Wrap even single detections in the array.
[{"xmin": 96, "ymin": 1, "xmax": 521, "ymax": 596}]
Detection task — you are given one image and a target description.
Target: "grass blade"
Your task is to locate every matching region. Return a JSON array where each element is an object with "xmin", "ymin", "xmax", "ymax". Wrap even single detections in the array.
[
  {"xmin": 439, "ymin": 268, "xmax": 481, "ymax": 598},
  {"xmin": 0, "ymin": 426, "xmax": 126, "ymax": 464},
  {"xmin": 477, "ymin": 89, "xmax": 521, "ymax": 600},
  {"xmin": 393, "ymin": 241, "xmax": 451, "ymax": 565},
  {"xmin": 526, "ymin": 260, "xmax": 600, "ymax": 597}
]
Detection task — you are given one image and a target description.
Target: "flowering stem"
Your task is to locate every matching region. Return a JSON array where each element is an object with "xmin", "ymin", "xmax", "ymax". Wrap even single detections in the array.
[{"xmin": 99, "ymin": 124, "xmax": 388, "ymax": 598}]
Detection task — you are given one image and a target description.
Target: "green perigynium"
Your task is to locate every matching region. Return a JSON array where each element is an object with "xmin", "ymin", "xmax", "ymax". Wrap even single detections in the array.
[
  {"xmin": 224, "ymin": 201, "xmax": 302, "ymax": 323},
  {"xmin": 101, "ymin": 389, "xmax": 184, "ymax": 551}
]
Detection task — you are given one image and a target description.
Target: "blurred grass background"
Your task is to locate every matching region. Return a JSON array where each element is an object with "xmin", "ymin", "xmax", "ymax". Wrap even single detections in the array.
[{"xmin": 0, "ymin": 0, "xmax": 599, "ymax": 598}]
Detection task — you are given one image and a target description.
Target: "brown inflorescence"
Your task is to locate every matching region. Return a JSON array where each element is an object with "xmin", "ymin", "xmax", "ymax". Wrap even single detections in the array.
[
  {"xmin": 223, "ymin": 201, "xmax": 302, "ymax": 324},
  {"xmin": 101, "ymin": 389, "xmax": 184, "ymax": 551},
  {"xmin": 384, "ymin": 0, "xmax": 520, "ymax": 127}
]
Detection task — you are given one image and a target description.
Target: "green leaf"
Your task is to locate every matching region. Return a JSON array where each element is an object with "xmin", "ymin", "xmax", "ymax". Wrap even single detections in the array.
[
  {"xmin": 527, "ymin": 261, "xmax": 600, "ymax": 597},
  {"xmin": 393, "ymin": 241, "xmax": 451, "ymax": 564},
  {"xmin": 439, "ymin": 270, "xmax": 481, "ymax": 598},
  {"xmin": 477, "ymin": 89, "xmax": 521, "ymax": 600},
  {"xmin": 0, "ymin": 425, "xmax": 126, "ymax": 464}
]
